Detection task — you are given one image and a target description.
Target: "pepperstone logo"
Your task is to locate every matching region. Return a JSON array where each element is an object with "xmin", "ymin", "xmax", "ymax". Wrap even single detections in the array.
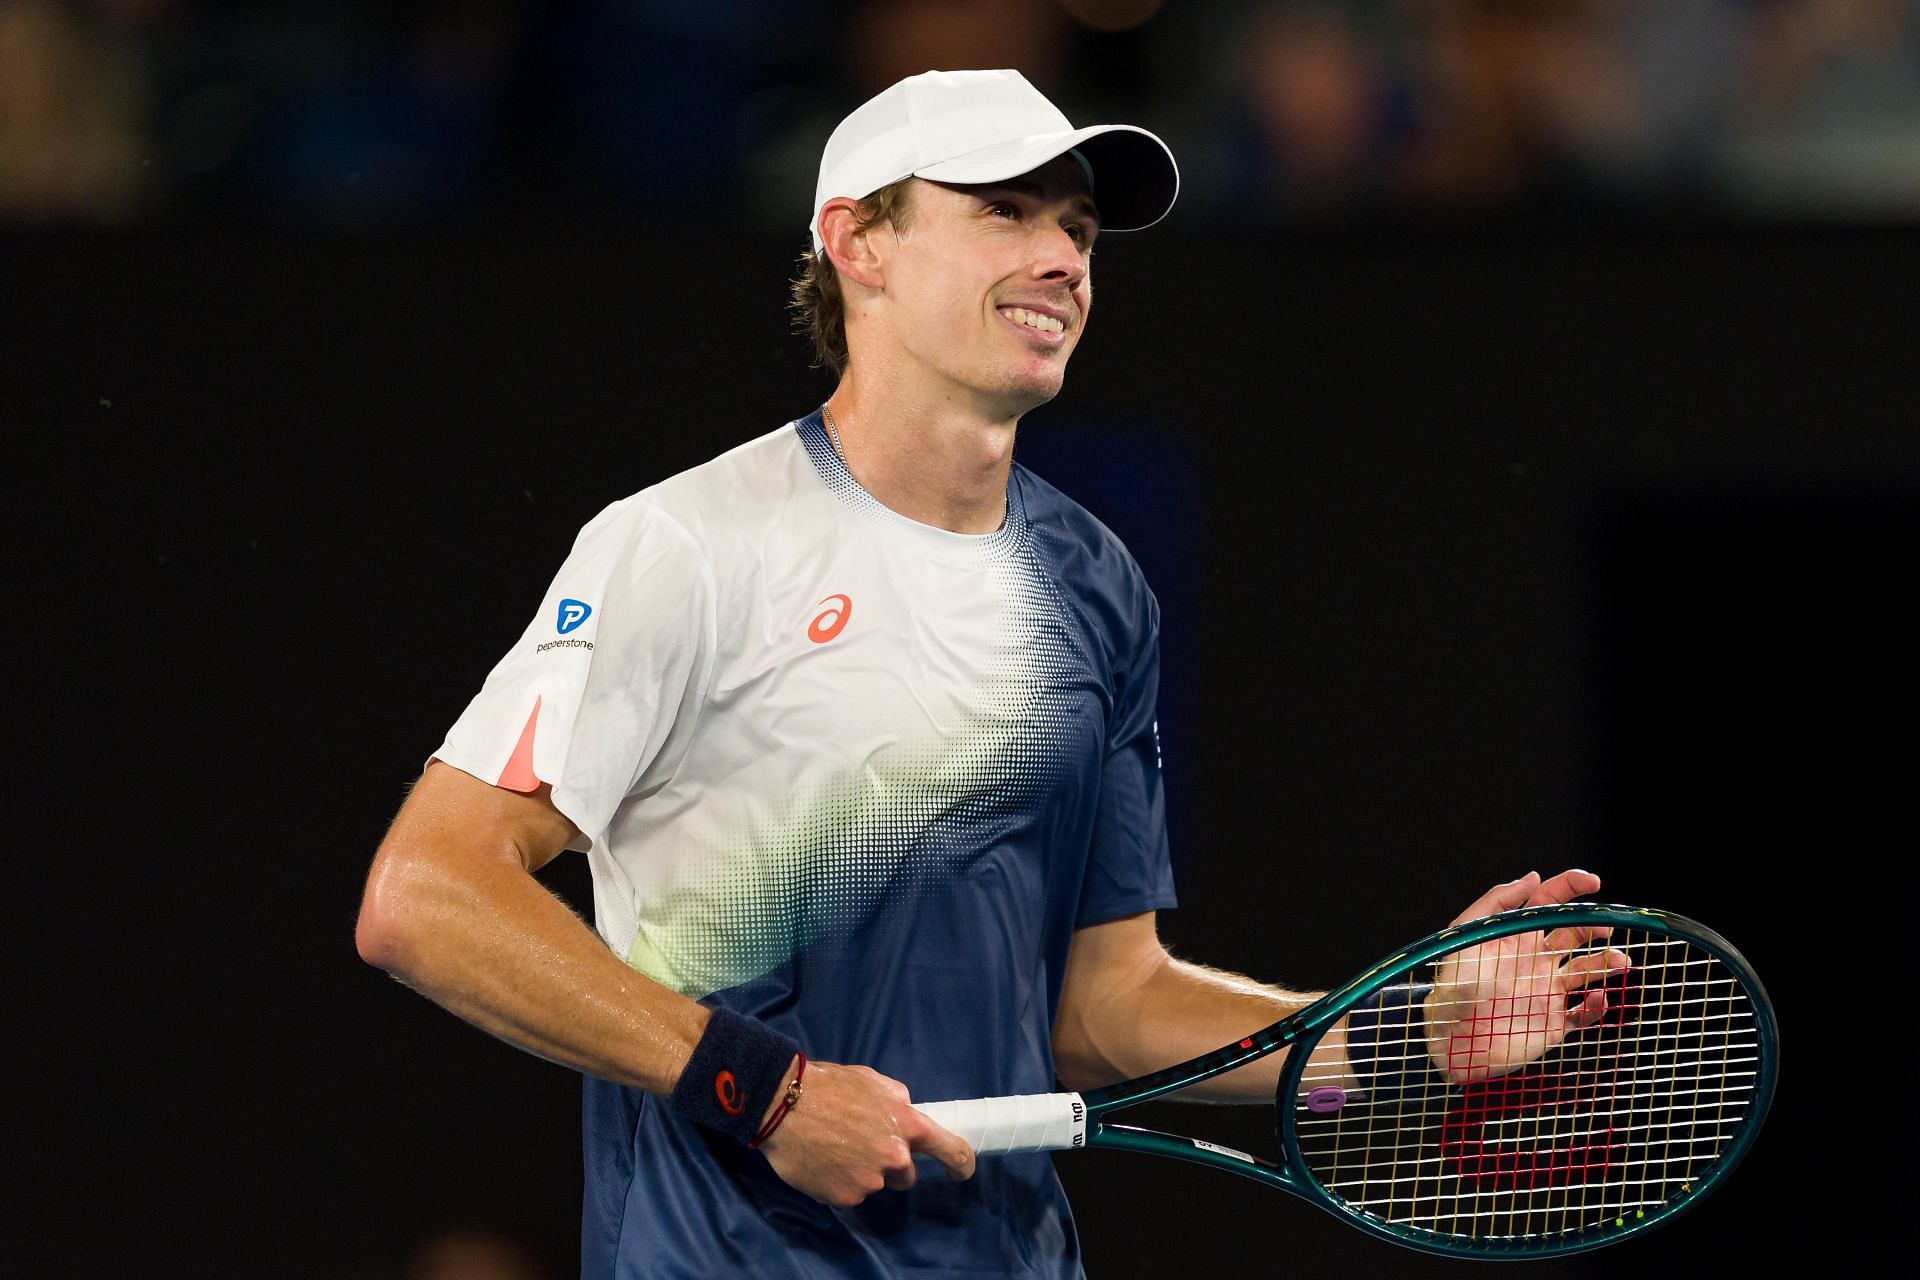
[{"xmin": 556, "ymin": 598, "xmax": 593, "ymax": 634}]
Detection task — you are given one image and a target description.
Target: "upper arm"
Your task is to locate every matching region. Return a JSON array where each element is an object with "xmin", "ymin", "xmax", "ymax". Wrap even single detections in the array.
[{"xmin": 355, "ymin": 760, "xmax": 581, "ymax": 965}]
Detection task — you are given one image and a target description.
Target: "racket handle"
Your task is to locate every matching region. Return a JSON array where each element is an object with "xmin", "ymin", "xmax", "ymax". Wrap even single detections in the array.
[{"xmin": 913, "ymin": 1092, "xmax": 1088, "ymax": 1154}]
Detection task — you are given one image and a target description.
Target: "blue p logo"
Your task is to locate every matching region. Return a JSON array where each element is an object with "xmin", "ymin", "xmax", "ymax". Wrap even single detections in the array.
[{"xmin": 557, "ymin": 599, "xmax": 592, "ymax": 634}]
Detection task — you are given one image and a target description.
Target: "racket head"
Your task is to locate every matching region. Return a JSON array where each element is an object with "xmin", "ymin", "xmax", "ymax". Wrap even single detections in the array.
[{"xmin": 1276, "ymin": 904, "xmax": 1777, "ymax": 1258}]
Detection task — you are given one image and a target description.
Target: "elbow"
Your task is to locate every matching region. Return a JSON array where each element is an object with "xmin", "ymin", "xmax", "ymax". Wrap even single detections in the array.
[
  {"xmin": 355, "ymin": 851, "xmax": 422, "ymax": 976},
  {"xmin": 354, "ymin": 897, "xmax": 399, "ymax": 972}
]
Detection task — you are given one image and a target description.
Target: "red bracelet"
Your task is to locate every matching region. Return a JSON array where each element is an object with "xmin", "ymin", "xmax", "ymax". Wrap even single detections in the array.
[{"xmin": 748, "ymin": 1053, "xmax": 806, "ymax": 1148}]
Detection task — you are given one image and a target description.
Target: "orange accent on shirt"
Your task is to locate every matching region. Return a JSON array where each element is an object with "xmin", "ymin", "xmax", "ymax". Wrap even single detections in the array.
[
  {"xmin": 807, "ymin": 593, "xmax": 852, "ymax": 644},
  {"xmin": 497, "ymin": 696, "xmax": 543, "ymax": 792}
]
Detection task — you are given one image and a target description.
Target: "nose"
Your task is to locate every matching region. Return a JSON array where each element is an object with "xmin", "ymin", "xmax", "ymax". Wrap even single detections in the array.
[{"xmin": 1030, "ymin": 222, "xmax": 1087, "ymax": 291}]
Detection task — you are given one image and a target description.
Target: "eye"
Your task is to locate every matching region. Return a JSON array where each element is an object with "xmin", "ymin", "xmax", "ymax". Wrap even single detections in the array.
[{"xmin": 988, "ymin": 201, "xmax": 1019, "ymax": 220}]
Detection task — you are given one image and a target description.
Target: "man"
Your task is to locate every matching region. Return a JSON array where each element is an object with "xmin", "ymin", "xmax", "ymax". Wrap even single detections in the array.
[{"xmin": 356, "ymin": 69, "xmax": 1609, "ymax": 1276}]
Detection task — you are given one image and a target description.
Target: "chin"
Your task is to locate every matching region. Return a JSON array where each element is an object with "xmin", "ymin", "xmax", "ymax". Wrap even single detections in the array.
[{"xmin": 1001, "ymin": 364, "xmax": 1069, "ymax": 413}]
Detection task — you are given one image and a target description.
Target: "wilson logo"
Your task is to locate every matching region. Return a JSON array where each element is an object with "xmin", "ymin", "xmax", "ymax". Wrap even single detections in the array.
[
  {"xmin": 807, "ymin": 594, "xmax": 852, "ymax": 644},
  {"xmin": 714, "ymin": 1070, "xmax": 743, "ymax": 1115},
  {"xmin": 556, "ymin": 598, "xmax": 593, "ymax": 634}
]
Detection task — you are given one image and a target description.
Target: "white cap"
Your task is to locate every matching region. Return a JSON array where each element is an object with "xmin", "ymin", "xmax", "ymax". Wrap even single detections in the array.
[{"xmin": 811, "ymin": 69, "xmax": 1179, "ymax": 253}]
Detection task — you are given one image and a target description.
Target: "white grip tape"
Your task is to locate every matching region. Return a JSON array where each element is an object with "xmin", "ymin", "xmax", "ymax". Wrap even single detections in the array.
[{"xmin": 912, "ymin": 1093, "xmax": 1088, "ymax": 1154}]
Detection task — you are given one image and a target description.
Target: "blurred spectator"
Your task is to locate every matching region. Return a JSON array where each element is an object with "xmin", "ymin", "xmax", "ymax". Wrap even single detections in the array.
[
  {"xmin": 401, "ymin": 1226, "xmax": 554, "ymax": 1280},
  {"xmin": 1399, "ymin": 0, "xmax": 1649, "ymax": 213},
  {"xmin": 0, "ymin": 0, "xmax": 152, "ymax": 222},
  {"xmin": 846, "ymin": 0, "xmax": 1072, "ymax": 93},
  {"xmin": 1721, "ymin": 0, "xmax": 1920, "ymax": 213},
  {"xmin": 2, "ymin": 0, "xmax": 1916, "ymax": 228},
  {"xmin": 1239, "ymin": 4, "xmax": 1408, "ymax": 218},
  {"xmin": 147, "ymin": 2, "xmax": 518, "ymax": 225}
]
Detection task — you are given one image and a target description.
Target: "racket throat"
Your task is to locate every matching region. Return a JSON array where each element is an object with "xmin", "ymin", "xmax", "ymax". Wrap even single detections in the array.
[{"xmin": 1092, "ymin": 1123, "xmax": 1297, "ymax": 1193}]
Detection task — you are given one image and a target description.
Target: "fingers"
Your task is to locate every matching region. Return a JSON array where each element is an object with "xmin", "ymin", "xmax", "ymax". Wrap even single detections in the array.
[
  {"xmin": 905, "ymin": 1111, "xmax": 978, "ymax": 1184},
  {"xmin": 874, "ymin": 1072, "xmax": 922, "ymax": 1192},
  {"xmin": 755, "ymin": 1061, "xmax": 977, "ymax": 1206},
  {"xmin": 1452, "ymin": 868, "xmax": 1602, "ymax": 928},
  {"xmin": 1556, "ymin": 947, "xmax": 1631, "ymax": 993},
  {"xmin": 1563, "ymin": 987, "xmax": 1609, "ymax": 1030},
  {"xmin": 1557, "ymin": 948, "xmax": 1630, "ymax": 1032},
  {"xmin": 881, "ymin": 1146, "xmax": 918, "ymax": 1193},
  {"xmin": 1543, "ymin": 922, "xmax": 1610, "ymax": 955},
  {"xmin": 1450, "ymin": 870, "xmax": 1542, "ymax": 926},
  {"xmin": 1527, "ymin": 868, "xmax": 1600, "ymax": 908},
  {"xmin": 758, "ymin": 1062, "xmax": 939, "ymax": 1207}
]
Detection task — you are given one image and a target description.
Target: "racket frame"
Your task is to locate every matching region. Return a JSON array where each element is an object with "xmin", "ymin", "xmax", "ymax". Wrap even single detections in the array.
[{"xmin": 1072, "ymin": 903, "xmax": 1778, "ymax": 1258}]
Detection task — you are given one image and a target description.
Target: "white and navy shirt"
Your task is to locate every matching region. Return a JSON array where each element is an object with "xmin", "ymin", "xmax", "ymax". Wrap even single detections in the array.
[{"xmin": 435, "ymin": 410, "xmax": 1174, "ymax": 1278}]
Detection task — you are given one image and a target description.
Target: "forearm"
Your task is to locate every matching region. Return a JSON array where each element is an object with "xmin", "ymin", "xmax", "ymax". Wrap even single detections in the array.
[
  {"xmin": 358, "ymin": 833, "xmax": 706, "ymax": 1095},
  {"xmin": 1058, "ymin": 952, "xmax": 1351, "ymax": 1101}
]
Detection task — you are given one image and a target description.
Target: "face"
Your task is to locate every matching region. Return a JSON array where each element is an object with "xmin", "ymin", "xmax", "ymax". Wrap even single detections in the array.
[{"xmin": 868, "ymin": 155, "xmax": 1100, "ymax": 417}]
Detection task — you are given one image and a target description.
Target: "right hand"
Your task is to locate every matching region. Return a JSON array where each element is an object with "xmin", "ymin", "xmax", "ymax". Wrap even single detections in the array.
[{"xmin": 757, "ymin": 1059, "xmax": 976, "ymax": 1207}]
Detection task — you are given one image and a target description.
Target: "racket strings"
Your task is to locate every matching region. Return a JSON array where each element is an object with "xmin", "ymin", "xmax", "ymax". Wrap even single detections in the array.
[{"xmin": 1289, "ymin": 927, "xmax": 1760, "ymax": 1243}]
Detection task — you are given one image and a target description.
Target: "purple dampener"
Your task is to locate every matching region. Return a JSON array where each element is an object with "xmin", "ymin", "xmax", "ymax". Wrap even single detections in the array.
[{"xmin": 1306, "ymin": 1086, "xmax": 1347, "ymax": 1114}]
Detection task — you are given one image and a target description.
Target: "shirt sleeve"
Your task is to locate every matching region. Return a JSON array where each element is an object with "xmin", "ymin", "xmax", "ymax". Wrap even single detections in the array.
[
  {"xmin": 1076, "ymin": 580, "xmax": 1177, "ymax": 927},
  {"xmin": 431, "ymin": 496, "xmax": 716, "ymax": 849}
]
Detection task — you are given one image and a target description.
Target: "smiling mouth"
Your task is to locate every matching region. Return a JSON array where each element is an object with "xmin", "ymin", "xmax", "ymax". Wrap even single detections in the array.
[{"xmin": 999, "ymin": 306, "xmax": 1068, "ymax": 340}]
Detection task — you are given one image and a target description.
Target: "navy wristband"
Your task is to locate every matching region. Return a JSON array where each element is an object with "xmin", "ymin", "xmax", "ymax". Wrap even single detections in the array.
[
  {"xmin": 669, "ymin": 1007, "xmax": 801, "ymax": 1145},
  {"xmin": 1346, "ymin": 982, "xmax": 1442, "ymax": 1103}
]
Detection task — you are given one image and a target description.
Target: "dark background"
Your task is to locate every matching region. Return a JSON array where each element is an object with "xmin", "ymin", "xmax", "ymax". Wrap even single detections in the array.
[
  {"xmin": 10, "ymin": 223, "xmax": 1913, "ymax": 1277},
  {"xmin": 7, "ymin": 1, "xmax": 1919, "ymax": 1275}
]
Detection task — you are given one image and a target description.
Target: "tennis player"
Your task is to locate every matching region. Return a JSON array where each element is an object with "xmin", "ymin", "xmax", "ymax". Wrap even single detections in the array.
[{"xmin": 356, "ymin": 69, "xmax": 1604, "ymax": 1277}]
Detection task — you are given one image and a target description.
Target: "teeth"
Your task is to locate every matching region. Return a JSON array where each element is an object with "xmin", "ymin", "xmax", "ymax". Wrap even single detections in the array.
[{"xmin": 1008, "ymin": 307, "xmax": 1064, "ymax": 334}]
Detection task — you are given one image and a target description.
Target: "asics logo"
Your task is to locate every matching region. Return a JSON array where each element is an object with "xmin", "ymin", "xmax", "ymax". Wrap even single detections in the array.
[
  {"xmin": 807, "ymin": 594, "xmax": 852, "ymax": 644},
  {"xmin": 556, "ymin": 598, "xmax": 592, "ymax": 634},
  {"xmin": 715, "ymin": 1070, "xmax": 743, "ymax": 1115}
]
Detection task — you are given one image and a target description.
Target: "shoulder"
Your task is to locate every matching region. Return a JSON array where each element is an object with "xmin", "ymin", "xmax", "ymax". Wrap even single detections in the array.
[
  {"xmin": 574, "ymin": 421, "xmax": 815, "ymax": 559},
  {"xmin": 1013, "ymin": 461, "xmax": 1156, "ymax": 619},
  {"xmin": 627, "ymin": 421, "xmax": 819, "ymax": 549},
  {"xmin": 567, "ymin": 420, "xmax": 844, "ymax": 630}
]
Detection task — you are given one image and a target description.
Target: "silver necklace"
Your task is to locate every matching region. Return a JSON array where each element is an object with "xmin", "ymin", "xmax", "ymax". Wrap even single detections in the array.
[{"xmin": 822, "ymin": 404, "xmax": 846, "ymax": 459}]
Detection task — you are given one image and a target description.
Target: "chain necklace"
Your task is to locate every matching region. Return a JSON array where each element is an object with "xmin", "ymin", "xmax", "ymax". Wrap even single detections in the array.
[{"xmin": 822, "ymin": 403, "xmax": 846, "ymax": 460}]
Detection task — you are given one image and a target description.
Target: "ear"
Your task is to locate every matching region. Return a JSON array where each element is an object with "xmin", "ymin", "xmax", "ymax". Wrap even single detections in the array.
[{"xmin": 818, "ymin": 197, "xmax": 888, "ymax": 291}]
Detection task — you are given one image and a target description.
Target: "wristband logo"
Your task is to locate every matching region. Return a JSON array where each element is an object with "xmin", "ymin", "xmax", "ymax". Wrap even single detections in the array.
[
  {"xmin": 715, "ymin": 1070, "xmax": 743, "ymax": 1115},
  {"xmin": 556, "ymin": 598, "xmax": 592, "ymax": 634},
  {"xmin": 807, "ymin": 594, "xmax": 852, "ymax": 644}
]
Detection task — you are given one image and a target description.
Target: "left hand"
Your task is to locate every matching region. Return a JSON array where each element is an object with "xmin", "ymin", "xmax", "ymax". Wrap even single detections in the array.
[{"xmin": 1423, "ymin": 870, "xmax": 1630, "ymax": 1083}]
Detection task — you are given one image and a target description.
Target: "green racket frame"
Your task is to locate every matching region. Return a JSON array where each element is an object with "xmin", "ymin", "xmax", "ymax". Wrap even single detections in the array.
[{"xmin": 1076, "ymin": 903, "xmax": 1778, "ymax": 1258}]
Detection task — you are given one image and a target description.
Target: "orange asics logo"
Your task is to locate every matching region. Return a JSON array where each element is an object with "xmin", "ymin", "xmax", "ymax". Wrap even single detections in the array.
[
  {"xmin": 715, "ymin": 1070, "xmax": 743, "ymax": 1115},
  {"xmin": 807, "ymin": 594, "xmax": 852, "ymax": 644}
]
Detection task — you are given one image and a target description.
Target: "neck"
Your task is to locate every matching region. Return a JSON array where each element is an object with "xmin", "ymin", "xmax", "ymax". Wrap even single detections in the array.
[{"xmin": 823, "ymin": 369, "xmax": 1019, "ymax": 536}]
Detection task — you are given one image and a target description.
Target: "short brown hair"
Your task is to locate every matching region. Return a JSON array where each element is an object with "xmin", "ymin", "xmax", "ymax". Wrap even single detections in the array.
[{"xmin": 789, "ymin": 179, "xmax": 917, "ymax": 376}]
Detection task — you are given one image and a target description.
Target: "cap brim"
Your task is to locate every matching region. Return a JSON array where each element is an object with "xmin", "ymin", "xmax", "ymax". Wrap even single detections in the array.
[{"xmin": 913, "ymin": 123, "xmax": 1179, "ymax": 234}]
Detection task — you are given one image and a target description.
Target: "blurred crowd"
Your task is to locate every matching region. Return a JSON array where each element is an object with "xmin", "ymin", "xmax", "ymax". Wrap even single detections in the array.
[{"xmin": 5, "ymin": 0, "xmax": 1917, "ymax": 230}]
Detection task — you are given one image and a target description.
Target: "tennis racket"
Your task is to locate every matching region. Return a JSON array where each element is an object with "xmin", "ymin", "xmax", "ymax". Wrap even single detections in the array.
[{"xmin": 915, "ymin": 903, "xmax": 1776, "ymax": 1257}]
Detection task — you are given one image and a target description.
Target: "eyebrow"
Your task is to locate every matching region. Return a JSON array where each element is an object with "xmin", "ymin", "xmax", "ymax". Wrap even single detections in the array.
[{"xmin": 976, "ymin": 179, "xmax": 1101, "ymax": 226}]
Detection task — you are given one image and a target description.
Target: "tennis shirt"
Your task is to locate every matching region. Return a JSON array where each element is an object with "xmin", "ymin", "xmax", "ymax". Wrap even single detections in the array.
[{"xmin": 433, "ymin": 410, "xmax": 1175, "ymax": 1277}]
